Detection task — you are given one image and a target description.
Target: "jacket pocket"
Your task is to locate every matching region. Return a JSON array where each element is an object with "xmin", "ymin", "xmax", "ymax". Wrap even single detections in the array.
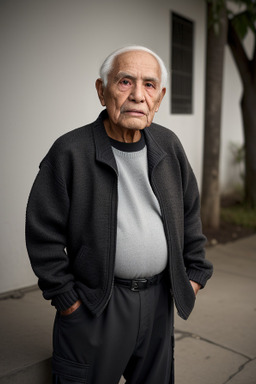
[{"xmin": 52, "ymin": 353, "xmax": 89, "ymax": 383}]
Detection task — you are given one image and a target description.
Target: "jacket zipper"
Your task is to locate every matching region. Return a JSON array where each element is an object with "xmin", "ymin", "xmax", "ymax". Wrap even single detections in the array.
[{"xmin": 98, "ymin": 170, "xmax": 118, "ymax": 316}]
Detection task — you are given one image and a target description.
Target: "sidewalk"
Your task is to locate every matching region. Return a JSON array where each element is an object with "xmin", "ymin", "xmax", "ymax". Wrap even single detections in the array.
[
  {"xmin": 0, "ymin": 235, "xmax": 255, "ymax": 384},
  {"xmin": 174, "ymin": 234, "xmax": 256, "ymax": 384}
]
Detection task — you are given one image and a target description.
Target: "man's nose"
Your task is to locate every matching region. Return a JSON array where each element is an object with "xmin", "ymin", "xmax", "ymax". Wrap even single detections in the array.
[{"xmin": 129, "ymin": 83, "xmax": 145, "ymax": 103}]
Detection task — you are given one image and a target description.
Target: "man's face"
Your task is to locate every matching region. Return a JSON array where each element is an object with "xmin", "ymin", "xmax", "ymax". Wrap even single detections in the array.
[{"xmin": 96, "ymin": 50, "xmax": 166, "ymax": 134}]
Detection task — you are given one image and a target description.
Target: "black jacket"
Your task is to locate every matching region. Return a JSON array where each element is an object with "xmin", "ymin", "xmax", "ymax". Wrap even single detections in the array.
[{"xmin": 26, "ymin": 111, "xmax": 213, "ymax": 320}]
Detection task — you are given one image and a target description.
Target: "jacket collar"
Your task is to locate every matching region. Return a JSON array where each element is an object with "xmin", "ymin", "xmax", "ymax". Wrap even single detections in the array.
[
  {"xmin": 93, "ymin": 110, "xmax": 118, "ymax": 173},
  {"xmin": 93, "ymin": 110, "xmax": 167, "ymax": 175},
  {"xmin": 143, "ymin": 126, "xmax": 167, "ymax": 176}
]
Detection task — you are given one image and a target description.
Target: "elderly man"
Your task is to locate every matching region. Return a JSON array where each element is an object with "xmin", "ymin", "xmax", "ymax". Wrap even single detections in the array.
[{"xmin": 26, "ymin": 46, "xmax": 213, "ymax": 384}]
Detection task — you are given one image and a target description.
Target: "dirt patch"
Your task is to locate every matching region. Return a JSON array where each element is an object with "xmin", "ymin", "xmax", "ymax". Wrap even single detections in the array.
[
  {"xmin": 203, "ymin": 221, "xmax": 255, "ymax": 247},
  {"xmin": 203, "ymin": 194, "xmax": 256, "ymax": 246}
]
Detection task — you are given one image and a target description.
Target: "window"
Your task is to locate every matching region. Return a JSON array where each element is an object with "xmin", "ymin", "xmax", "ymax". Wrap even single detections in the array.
[{"xmin": 171, "ymin": 12, "xmax": 194, "ymax": 114}]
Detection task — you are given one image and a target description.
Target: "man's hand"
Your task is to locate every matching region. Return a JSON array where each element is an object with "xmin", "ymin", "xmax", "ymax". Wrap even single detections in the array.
[
  {"xmin": 190, "ymin": 280, "xmax": 201, "ymax": 296},
  {"xmin": 60, "ymin": 300, "xmax": 82, "ymax": 316}
]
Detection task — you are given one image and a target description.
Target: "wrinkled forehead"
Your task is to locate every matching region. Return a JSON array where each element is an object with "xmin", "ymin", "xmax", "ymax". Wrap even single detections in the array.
[{"xmin": 110, "ymin": 50, "xmax": 161, "ymax": 81}]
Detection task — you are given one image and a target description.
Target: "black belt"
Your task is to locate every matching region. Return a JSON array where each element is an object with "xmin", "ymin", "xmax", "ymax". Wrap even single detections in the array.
[{"xmin": 114, "ymin": 271, "xmax": 165, "ymax": 292}]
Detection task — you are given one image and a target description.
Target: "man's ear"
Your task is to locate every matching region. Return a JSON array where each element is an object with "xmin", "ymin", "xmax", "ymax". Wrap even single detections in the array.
[
  {"xmin": 155, "ymin": 87, "xmax": 166, "ymax": 112},
  {"xmin": 95, "ymin": 78, "xmax": 106, "ymax": 106}
]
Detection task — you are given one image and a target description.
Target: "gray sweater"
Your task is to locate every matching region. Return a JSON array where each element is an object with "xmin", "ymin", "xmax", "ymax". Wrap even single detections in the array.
[{"xmin": 111, "ymin": 136, "xmax": 168, "ymax": 279}]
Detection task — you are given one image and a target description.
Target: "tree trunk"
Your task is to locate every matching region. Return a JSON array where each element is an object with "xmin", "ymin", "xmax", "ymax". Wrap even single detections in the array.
[{"xmin": 201, "ymin": 2, "xmax": 227, "ymax": 229}]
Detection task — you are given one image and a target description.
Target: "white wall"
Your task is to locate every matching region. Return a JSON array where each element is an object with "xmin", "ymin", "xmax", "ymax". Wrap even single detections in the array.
[
  {"xmin": 220, "ymin": 31, "xmax": 254, "ymax": 194},
  {"xmin": 0, "ymin": 0, "xmax": 206, "ymax": 293},
  {"xmin": 220, "ymin": 48, "xmax": 244, "ymax": 194}
]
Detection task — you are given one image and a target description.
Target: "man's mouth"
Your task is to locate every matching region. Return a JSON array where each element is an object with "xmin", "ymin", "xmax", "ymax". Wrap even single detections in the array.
[{"xmin": 123, "ymin": 109, "xmax": 146, "ymax": 116}]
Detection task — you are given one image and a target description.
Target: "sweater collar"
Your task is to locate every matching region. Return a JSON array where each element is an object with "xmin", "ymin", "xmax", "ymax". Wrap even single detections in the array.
[{"xmin": 93, "ymin": 109, "xmax": 167, "ymax": 175}]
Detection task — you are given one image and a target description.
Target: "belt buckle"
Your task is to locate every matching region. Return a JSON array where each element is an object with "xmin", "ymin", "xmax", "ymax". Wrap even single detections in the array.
[{"xmin": 131, "ymin": 278, "xmax": 147, "ymax": 292}]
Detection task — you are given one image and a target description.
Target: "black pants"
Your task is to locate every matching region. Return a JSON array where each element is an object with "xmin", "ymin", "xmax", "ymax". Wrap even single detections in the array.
[{"xmin": 52, "ymin": 278, "xmax": 174, "ymax": 384}]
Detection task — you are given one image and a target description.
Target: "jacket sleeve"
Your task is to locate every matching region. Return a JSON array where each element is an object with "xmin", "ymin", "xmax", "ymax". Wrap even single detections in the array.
[
  {"xmin": 180, "ymin": 149, "xmax": 213, "ymax": 288},
  {"xmin": 25, "ymin": 158, "xmax": 79, "ymax": 311}
]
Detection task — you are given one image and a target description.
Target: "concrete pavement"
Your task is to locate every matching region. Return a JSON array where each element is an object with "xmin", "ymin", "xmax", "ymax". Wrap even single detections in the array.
[
  {"xmin": 174, "ymin": 234, "xmax": 256, "ymax": 384},
  {"xmin": 0, "ymin": 235, "xmax": 255, "ymax": 383}
]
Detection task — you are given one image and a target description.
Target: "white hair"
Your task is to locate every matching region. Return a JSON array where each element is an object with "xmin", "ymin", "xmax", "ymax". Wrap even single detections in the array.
[{"xmin": 99, "ymin": 45, "xmax": 168, "ymax": 89}]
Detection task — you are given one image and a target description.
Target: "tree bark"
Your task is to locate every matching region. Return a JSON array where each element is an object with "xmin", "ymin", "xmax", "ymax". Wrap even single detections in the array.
[
  {"xmin": 228, "ymin": 20, "xmax": 256, "ymax": 208},
  {"xmin": 201, "ymin": 2, "xmax": 228, "ymax": 229}
]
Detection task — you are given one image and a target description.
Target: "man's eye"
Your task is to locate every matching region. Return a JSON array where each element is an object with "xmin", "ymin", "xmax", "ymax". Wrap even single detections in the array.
[
  {"xmin": 120, "ymin": 80, "xmax": 130, "ymax": 85},
  {"xmin": 145, "ymin": 83, "xmax": 154, "ymax": 88}
]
